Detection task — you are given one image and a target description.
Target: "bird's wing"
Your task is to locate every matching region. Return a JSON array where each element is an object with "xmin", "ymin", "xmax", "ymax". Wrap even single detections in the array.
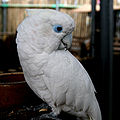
[
  {"xmin": 42, "ymin": 51, "xmax": 69, "ymax": 106},
  {"xmin": 43, "ymin": 51, "xmax": 101, "ymax": 120},
  {"xmin": 43, "ymin": 51, "xmax": 95, "ymax": 107}
]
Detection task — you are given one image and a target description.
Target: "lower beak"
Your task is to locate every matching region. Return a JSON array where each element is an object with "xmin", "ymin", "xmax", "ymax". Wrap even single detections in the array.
[{"xmin": 58, "ymin": 33, "xmax": 72, "ymax": 50}]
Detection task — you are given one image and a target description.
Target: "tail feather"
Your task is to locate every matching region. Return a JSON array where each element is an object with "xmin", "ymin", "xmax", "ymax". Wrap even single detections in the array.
[{"xmin": 87, "ymin": 96, "xmax": 102, "ymax": 120}]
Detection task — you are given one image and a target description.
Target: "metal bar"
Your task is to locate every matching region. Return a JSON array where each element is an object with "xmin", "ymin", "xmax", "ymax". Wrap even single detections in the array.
[
  {"xmin": 56, "ymin": 0, "xmax": 60, "ymax": 11},
  {"xmin": 0, "ymin": 3, "xmax": 80, "ymax": 9},
  {"xmin": 100, "ymin": 0, "xmax": 113, "ymax": 120},
  {"xmin": 90, "ymin": 0, "xmax": 96, "ymax": 57},
  {"xmin": 2, "ymin": 1, "xmax": 7, "ymax": 33}
]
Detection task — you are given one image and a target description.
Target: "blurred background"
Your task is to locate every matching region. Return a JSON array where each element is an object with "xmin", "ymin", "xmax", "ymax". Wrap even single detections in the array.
[{"xmin": 0, "ymin": 0, "xmax": 119, "ymax": 120}]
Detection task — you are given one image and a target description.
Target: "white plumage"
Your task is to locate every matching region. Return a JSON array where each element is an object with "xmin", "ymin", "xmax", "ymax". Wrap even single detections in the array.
[{"xmin": 16, "ymin": 9, "xmax": 101, "ymax": 120}]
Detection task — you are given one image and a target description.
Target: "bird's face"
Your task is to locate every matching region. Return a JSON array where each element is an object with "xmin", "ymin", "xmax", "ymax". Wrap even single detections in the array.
[
  {"xmin": 17, "ymin": 9, "xmax": 75, "ymax": 53},
  {"xmin": 52, "ymin": 24, "xmax": 73, "ymax": 50}
]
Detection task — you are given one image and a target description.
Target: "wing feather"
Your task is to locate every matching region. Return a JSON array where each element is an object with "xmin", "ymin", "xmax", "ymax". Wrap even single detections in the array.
[{"xmin": 43, "ymin": 51, "xmax": 95, "ymax": 108}]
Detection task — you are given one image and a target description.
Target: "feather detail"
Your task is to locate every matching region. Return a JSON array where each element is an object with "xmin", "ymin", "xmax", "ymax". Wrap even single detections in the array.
[{"xmin": 16, "ymin": 9, "xmax": 101, "ymax": 119}]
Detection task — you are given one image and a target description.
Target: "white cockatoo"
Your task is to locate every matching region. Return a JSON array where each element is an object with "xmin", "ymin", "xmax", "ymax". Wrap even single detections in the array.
[{"xmin": 16, "ymin": 9, "xmax": 101, "ymax": 120}]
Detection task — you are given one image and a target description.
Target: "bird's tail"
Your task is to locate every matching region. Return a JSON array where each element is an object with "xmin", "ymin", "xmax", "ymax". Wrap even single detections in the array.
[{"xmin": 87, "ymin": 96, "xmax": 102, "ymax": 120}]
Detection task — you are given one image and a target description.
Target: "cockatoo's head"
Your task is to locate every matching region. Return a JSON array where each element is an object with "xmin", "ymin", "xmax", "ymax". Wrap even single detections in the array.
[{"xmin": 17, "ymin": 9, "xmax": 75, "ymax": 53}]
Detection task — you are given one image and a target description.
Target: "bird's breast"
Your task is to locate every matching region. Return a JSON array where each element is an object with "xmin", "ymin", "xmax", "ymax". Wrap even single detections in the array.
[{"xmin": 49, "ymin": 50, "xmax": 73, "ymax": 64}]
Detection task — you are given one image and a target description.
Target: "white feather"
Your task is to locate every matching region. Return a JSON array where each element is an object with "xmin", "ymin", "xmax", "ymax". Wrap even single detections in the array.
[{"xmin": 16, "ymin": 9, "xmax": 102, "ymax": 120}]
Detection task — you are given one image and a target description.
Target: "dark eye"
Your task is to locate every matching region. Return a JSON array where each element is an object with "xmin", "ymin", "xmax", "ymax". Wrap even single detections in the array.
[{"xmin": 53, "ymin": 25, "xmax": 63, "ymax": 33}]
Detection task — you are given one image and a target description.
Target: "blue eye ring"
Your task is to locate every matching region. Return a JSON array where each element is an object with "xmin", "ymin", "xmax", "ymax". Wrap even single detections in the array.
[{"xmin": 53, "ymin": 25, "xmax": 63, "ymax": 33}]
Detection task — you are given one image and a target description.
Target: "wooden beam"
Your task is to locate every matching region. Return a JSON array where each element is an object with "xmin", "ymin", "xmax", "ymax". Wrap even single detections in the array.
[
  {"xmin": 71, "ymin": 4, "xmax": 100, "ymax": 13},
  {"xmin": 71, "ymin": 4, "xmax": 120, "ymax": 13}
]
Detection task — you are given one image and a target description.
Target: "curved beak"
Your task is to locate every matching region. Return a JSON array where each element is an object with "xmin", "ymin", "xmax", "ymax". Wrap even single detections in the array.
[{"xmin": 58, "ymin": 33, "xmax": 72, "ymax": 50}]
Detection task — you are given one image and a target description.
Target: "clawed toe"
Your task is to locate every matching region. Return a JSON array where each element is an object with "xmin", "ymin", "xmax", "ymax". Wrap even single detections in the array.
[{"xmin": 39, "ymin": 112, "xmax": 62, "ymax": 120}]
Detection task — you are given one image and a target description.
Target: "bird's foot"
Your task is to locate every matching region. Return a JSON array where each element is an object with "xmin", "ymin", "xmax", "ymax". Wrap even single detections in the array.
[
  {"xmin": 76, "ymin": 115, "xmax": 92, "ymax": 120},
  {"xmin": 39, "ymin": 112, "xmax": 62, "ymax": 120},
  {"xmin": 33, "ymin": 103, "xmax": 50, "ymax": 111}
]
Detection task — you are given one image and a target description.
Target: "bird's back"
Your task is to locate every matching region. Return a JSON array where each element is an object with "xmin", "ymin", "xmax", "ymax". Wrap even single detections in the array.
[{"xmin": 42, "ymin": 50, "xmax": 101, "ymax": 120}]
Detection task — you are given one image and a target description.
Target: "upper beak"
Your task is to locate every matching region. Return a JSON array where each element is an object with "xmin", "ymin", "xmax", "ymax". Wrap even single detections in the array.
[{"xmin": 58, "ymin": 33, "xmax": 72, "ymax": 50}]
